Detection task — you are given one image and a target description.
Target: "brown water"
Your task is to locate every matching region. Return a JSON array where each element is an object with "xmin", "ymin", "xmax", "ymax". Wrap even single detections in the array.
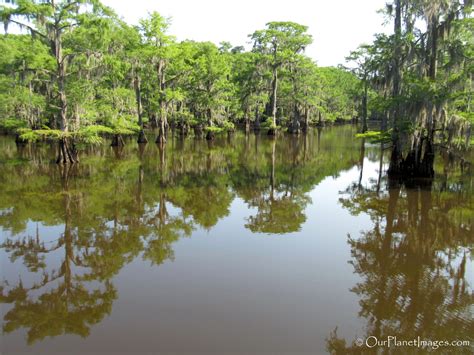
[{"xmin": 0, "ymin": 126, "xmax": 472, "ymax": 354}]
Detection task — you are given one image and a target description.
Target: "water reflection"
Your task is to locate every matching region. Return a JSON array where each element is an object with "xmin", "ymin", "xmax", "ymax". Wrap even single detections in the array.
[
  {"xmin": 328, "ymin": 150, "xmax": 473, "ymax": 353},
  {"xmin": 0, "ymin": 127, "xmax": 360, "ymax": 345},
  {"xmin": 243, "ymin": 138, "xmax": 311, "ymax": 233},
  {"xmin": 0, "ymin": 127, "xmax": 472, "ymax": 352}
]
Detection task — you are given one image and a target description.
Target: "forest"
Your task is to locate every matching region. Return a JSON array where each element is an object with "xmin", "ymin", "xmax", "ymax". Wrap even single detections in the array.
[{"xmin": 0, "ymin": 0, "xmax": 472, "ymax": 177}]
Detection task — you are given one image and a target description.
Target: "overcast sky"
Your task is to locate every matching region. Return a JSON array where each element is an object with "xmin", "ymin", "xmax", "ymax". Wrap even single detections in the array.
[{"xmin": 101, "ymin": 0, "xmax": 391, "ymax": 67}]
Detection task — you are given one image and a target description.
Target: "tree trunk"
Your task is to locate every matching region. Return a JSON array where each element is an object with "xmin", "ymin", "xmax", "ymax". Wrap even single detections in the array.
[
  {"xmin": 56, "ymin": 137, "xmax": 77, "ymax": 164},
  {"xmin": 111, "ymin": 134, "xmax": 125, "ymax": 147},
  {"xmin": 389, "ymin": 4, "xmax": 437, "ymax": 179},
  {"xmin": 156, "ymin": 101, "xmax": 167, "ymax": 145},
  {"xmin": 55, "ymin": 29, "xmax": 78, "ymax": 164},
  {"xmin": 388, "ymin": 0, "xmax": 403, "ymax": 177},
  {"xmin": 244, "ymin": 107, "xmax": 250, "ymax": 134},
  {"xmin": 302, "ymin": 106, "xmax": 309, "ymax": 133},
  {"xmin": 55, "ymin": 55, "xmax": 77, "ymax": 164},
  {"xmin": 271, "ymin": 67, "xmax": 278, "ymax": 125},
  {"xmin": 428, "ymin": 19, "xmax": 438, "ymax": 81},
  {"xmin": 254, "ymin": 104, "xmax": 261, "ymax": 131},
  {"xmin": 156, "ymin": 59, "xmax": 168, "ymax": 145},
  {"xmin": 206, "ymin": 108, "xmax": 214, "ymax": 140},
  {"xmin": 288, "ymin": 103, "xmax": 301, "ymax": 134},
  {"xmin": 134, "ymin": 75, "xmax": 148, "ymax": 144},
  {"xmin": 267, "ymin": 66, "xmax": 278, "ymax": 136},
  {"xmin": 15, "ymin": 134, "xmax": 27, "ymax": 146},
  {"xmin": 58, "ymin": 49, "xmax": 67, "ymax": 136},
  {"xmin": 194, "ymin": 124, "xmax": 203, "ymax": 138},
  {"xmin": 361, "ymin": 81, "xmax": 368, "ymax": 133},
  {"xmin": 317, "ymin": 111, "xmax": 323, "ymax": 126},
  {"xmin": 149, "ymin": 112, "xmax": 158, "ymax": 129}
]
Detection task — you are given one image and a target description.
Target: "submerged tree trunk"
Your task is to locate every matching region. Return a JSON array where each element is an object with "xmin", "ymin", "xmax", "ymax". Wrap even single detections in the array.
[
  {"xmin": 404, "ymin": 139, "xmax": 434, "ymax": 178},
  {"xmin": 111, "ymin": 134, "xmax": 125, "ymax": 147},
  {"xmin": 56, "ymin": 137, "xmax": 78, "ymax": 164},
  {"xmin": 317, "ymin": 106, "xmax": 324, "ymax": 127},
  {"xmin": 388, "ymin": 0, "xmax": 438, "ymax": 179},
  {"xmin": 205, "ymin": 131, "xmax": 215, "ymax": 140},
  {"xmin": 205, "ymin": 108, "xmax": 215, "ymax": 141},
  {"xmin": 194, "ymin": 124, "xmax": 203, "ymax": 138},
  {"xmin": 302, "ymin": 106, "xmax": 309, "ymax": 133},
  {"xmin": 15, "ymin": 134, "xmax": 27, "ymax": 146},
  {"xmin": 244, "ymin": 107, "xmax": 250, "ymax": 134},
  {"xmin": 288, "ymin": 103, "xmax": 301, "ymax": 134}
]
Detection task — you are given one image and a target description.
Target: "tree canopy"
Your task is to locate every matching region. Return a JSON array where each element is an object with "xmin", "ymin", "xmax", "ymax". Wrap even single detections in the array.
[{"xmin": 0, "ymin": 1, "xmax": 361, "ymax": 161}]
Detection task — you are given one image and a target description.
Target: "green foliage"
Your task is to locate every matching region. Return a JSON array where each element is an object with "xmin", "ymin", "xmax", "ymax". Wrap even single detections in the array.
[
  {"xmin": 261, "ymin": 117, "xmax": 278, "ymax": 129},
  {"xmin": 314, "ymin": 67, "xmax": 359, "ymax": 122},
  {"xmin": 221, "ymin": 121, "xmax": 235, "ymax": 132},
  {"xmin": 17, "ymin": 128, "xmax": 63, "ymax": 142},
  {"xmin": 355, "ymin": 130, "xmax": 392, "ymax": 144},
  {"xmin": 0, "ymin": 3, "xmax": 362, "ymax": 147},
  {"xmin": 347, "ymin": 1, "xmax": 473, "ymax": 159},
  {"xmin": 15, "ymin": 124, "xmax": 136, "ymax": 145},
  {"xmin": 250, "ymin": 21, "xmax": 313, "ymax": 62},
  {"xmin": 205, "ymin": 126, "xmax": 224, "ymax": 134},
  {"xmin": 0, "ymin": 118, "xmax": 27, "ymax": 131},
  {"xmin": 76, "ymin": 125, "xmax": 113, "ymax": 145}
]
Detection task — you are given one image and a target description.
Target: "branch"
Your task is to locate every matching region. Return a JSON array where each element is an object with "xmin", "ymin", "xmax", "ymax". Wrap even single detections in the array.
[
  {"xmin": 58, "ymin": 21, "xmax": 79, "ymax": 32},
  {"xmin": 61, "ymin": 1, "xmax": 81, "ymax": 13},
  {"xmin": 65, "ymin": 64, "xmax": 102, "ymax": 77},
  {"xmin": 12, "ymin": 67, "xmax": 54, "ymax": 76},
  {"xmin": 56, "ymin": 1, "xmax": 82, "ymax": 24},
  {"xmin": 60, "ymin": 52, "xmax": 75, "ymax": 65},
  {"xmin": 4, "ymin": 19, "xmax": 48, "ymax": 40},
  {"xmin": 166, "ymin": 69, "xmax": 193, "ymax": 85}
]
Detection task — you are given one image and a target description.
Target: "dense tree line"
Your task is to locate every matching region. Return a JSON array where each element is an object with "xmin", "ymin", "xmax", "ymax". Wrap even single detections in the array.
[
  {"xmin": 0, "ymin": 0, "xmax": 360, "ymax": 164},
  {"xmin": 348, "ymin": 0, "xmax": 473, "ymax": 178}
]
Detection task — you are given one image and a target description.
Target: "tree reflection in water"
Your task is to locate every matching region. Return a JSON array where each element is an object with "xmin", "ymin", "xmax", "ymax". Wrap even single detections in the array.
[
  {"xmin": 328, "ymin": 147, "xmax": 473, "ymax": 353},
  {"xmin": 4, "ymin": 127, "xmax": 467, "ymax": 347},
  {"xmin": 0, "ymin": 128, "xmax": 360, "ymax": 343}
]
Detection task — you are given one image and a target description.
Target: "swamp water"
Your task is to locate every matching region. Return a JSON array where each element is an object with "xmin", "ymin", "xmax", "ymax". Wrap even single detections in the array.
[{"xmin": 0, "ymin": 126, "xmax": 472, "ymax": 354}]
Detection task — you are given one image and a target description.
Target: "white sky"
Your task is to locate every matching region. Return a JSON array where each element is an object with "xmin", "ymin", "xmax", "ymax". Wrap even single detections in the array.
[{"xmin": 101, "ymin": 0, "xmax": 391, "ymax": 67}]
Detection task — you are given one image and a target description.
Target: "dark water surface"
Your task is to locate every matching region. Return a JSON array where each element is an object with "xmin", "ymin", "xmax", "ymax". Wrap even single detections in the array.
[{"xmin": 1, "ymin": 126, "xmax": 472, "ymax": 354}]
